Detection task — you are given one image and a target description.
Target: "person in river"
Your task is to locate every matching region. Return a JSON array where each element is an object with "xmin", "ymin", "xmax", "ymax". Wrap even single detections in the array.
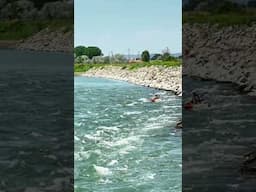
[
  {"xmin": 176, "ymin": 119, "xmax": 182, "ymax": 129},
  {"xmin": 191, "ymin": 92, "xmax": 202, "ymax": 104},
  {"xmin": 150, "ymin": 94, "xmax": 160, "ymax": 102}
]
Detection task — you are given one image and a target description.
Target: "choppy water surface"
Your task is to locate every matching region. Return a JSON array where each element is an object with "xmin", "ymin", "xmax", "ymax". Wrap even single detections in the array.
[
  {"xmin": 183, "ymin": 76, "xmax": 256, "ymax": 192},
  {"xmin": 75, "ymin": 77, "xmax": 181, "ymax": 192},
  {"xmin": 0, "ymin": 50, "xmax": 73, "ymax": 191}
]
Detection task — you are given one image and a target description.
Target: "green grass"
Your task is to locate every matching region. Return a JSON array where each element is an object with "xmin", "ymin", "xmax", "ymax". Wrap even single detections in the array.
[
  {"xmin": 183, "ymin": 10, "xmax": 256, "ymax": 26},
  {"xmin": 0, "ymin": 20, "xmax": 73, "ymax": 40},
  {"xmin": 74, "ymin": 60, "xmax": 181, "ymax": 73}
]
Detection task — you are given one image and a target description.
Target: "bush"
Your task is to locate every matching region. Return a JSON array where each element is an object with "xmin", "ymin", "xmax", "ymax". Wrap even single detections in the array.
[
  {"xmin": 92, "ymin": 56, "xmax": 104, "ymax": 64},
  {"xmin": 111, "ymin": 54, "xmax": 127, "ymax": 63},
  {"xmin": 151, "ymin": 53, "xmax": 162, "ymax": 60},
  {"xmin": 75, "ymin": 55, "xmax": 90, "ymax": 64},
  {"xmin": 103, "ymin": 56, "xmax": 110, "ymax": 64}
]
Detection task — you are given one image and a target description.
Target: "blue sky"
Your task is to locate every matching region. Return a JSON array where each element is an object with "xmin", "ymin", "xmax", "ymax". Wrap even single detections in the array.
[{"xmin": 75, "ymin": 0, "xmax": 181, "ymax": 55}]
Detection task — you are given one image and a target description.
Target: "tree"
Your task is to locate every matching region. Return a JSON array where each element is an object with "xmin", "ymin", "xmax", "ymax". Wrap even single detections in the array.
[
  {"xmin": 161, "ymin": 47, "xmax": 176, "ymax": 61},
  {"xmin": 74, "ymin": 46, "xmax": 86, "ymax": 57},
  {"xmin": 85, "ymin": 46, "xmax": 102, "ymax": 59},
  {"xmin": 141, "ymin": 50, "xmax": 150, "ymax": 62},
  {"xmin": 162, "ymin": 52, "xmax": 171, "ymax": 61}
]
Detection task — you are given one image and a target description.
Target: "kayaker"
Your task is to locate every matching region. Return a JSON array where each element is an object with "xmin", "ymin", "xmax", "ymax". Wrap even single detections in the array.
[
  {"xmin": 176, "ymin": 120, "xmax": 182, "ymax": 129},
  {"xmin": 151, "ymin": 94, "xmax": 160, "ymax": 102},
  {"xmin": 192, "ymin": 92, "xmax": 202, "ymax": 104}
]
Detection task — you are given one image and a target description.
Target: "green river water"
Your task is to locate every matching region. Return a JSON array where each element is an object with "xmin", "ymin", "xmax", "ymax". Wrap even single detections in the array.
[{"xmin": 74, "ymin": 76, "xmax": 181, "ymax": 192}]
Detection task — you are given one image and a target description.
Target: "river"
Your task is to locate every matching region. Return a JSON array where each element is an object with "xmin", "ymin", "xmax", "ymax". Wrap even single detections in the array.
[
  {"xmin": 183, "ymin": 76, "xmax": 256, "ymax": 191},
  {"xmin": 74, "ymin": 77, "xmax": 182, "ymax": 192},
  {"xmin": 0, "ymin": 49, "xmax": 73, "ymax": 191}
]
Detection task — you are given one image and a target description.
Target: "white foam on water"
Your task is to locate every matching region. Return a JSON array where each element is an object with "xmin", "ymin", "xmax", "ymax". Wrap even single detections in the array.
[
  {"xmin": 98, "ymin": 126, "xmax": 119, "ymax": 132},
  {"xmin": 93, "ymin": 149, "xmax": 102, "ymax": 155},
  {"xmin": 116, "ymin": 165, "xmax": 128, "ymax": 172},
  {"xmin": 119, "ymin": 145, "xmax": 137, "ymax": 155},
  {"xmin": 83, "ymin": 134, "xmax": 101, "ymax": 142},
  {"xmin": 74, "ymin": 153, "xmax": 81, "ymax": 161},
  {"xmin": 163, "ymin": 105, "xmax": 172, "ymax": 109},
  {"xmin": 74, "ymin": 135, "xmax": 80, "ymax": 141},
  {"xmin": 138, "ymin": 98, "xmax": 150, "ymax": 102},
  {"xmin": 107, "ymin": 160, "xmax": 118, "ymax": 166},
  {"xmin": 113, "ymin": 136, "xmax": 140, "ymax": 146},
  {"xmin": 93, "ymin": 165, "xmax": 112, "ymax": 176},
  {"xmin": 78, "ymin": 151, "xmax": 91, "ymax": 160},
  {"xmin": 144, "ymin": 124, "xmax": 164, "ymax": 130},
  {"xmin": 124, "ymin": 111, "xmax": 143, "ymax": 115},
  {"xmin": 45, "ymin": 155, "xmax": 57, "ymax": 160},
  {"xmin": 31, "ymin": 132, "xmax": 42, "ymax": 137},
  {"xmin": 126, "ymin": 102, "xmax": 138, "ymax": 106},
  {"xmin": 99, "ymin": 178, "xmax": 113, "ymax": 184},
  {"xmin": 74, "ymin": 122, "xmax": 83, "ymax": 127},
  {"xmin": 147, "ymin": 173, "xmax": 156, "ymax": 180}
]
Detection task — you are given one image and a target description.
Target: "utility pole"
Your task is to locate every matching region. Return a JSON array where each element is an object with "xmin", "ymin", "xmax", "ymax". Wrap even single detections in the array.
[{"xmin": 128, "ymin": 48, "xmax": 130, "ymax": 61}]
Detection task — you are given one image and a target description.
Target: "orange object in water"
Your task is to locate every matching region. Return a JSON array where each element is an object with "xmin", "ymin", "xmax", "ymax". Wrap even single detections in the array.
[{"xmin": 184, "ymin": 102, "xmax": 193, "ymax": 109}]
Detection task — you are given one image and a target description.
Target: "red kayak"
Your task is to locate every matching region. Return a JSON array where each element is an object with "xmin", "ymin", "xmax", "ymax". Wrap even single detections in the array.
[
  {"xmin": 184, "ymin": 101, "xmax": 209, "ymax": 110},
  {"xmin": 184, "ymin": 102, "xmax": 193, "ymax": 109}
]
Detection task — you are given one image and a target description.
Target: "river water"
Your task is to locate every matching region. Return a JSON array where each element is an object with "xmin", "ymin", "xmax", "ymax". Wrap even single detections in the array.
[
  {"xmin": 0, "ymin": 49, "xmax": 73, "ymax": 191},
  {"xmin": 74, "ymin": 77, "xmax": 182, "ymax": 192},
  {"xmin": 183, "ymin": 76, "xmax": 256, "ymax": 191}
]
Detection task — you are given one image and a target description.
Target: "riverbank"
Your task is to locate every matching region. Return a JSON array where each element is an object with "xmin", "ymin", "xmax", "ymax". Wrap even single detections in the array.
[
  {"xmin": 17, "ymin": 28, "xmax": 73, "ymax": 53},
  {"xmin": 0, "ymin": 40, "xmax": 19, "ymax": 49},
  {"xmin": 0, "ymin": 20, "xmax": 73, "ymax": 53},
  {"xmin": 183, "ymin": 23, "xmax": 256, "ymax": 96},
  {"xmin": 77, "ymin": 65, "xmax": 182, "ymax": 96}
]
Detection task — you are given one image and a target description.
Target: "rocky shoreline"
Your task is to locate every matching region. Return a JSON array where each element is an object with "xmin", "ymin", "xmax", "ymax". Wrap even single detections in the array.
[
  {"xmin": 0, "ymin": 40, "xmax": 20, "ymax": 49},
  {"xmin": 17, "ymin": 28, "xmax": 73, "ymax": 53},
  {"xmin": 0, "ymin": 28, "xmax": 73, "ymax": 53},
  {"xmin": 79, "ymin": 66, "xmax": 182, "ymax": 96},
  {"xmin": 183, "ymin": 23, "xmax": 256, "ymax": 96}
]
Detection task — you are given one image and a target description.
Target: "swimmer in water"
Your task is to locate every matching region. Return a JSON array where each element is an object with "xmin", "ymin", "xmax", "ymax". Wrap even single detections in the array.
[{"xmin": 151, "ymin": 94, "xmax": 160, "ymax": 102}]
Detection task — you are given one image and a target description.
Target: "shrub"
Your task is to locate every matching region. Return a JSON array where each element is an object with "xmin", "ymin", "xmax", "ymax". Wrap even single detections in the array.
[
  {"xmin": 111, "ymin": 54, "xmax": 127, "ymax": 63},
  {"xmin": 75, "ymin": 55, "xmax": 90, "ymax": 64},
  {"xmin": 92, "ymin": 56, "xmax": 104, "ymax": 64}
]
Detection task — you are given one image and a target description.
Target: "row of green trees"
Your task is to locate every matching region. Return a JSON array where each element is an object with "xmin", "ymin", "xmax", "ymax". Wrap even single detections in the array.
[
  {"xmin": 74, "ymin": 46, "xmax": 103, "ymax": 59},
  {"xmin": 74, "ymin": 46, "xmax": 177, "ymax": 64},
  {"xmin": 75, "ymin": 54, "xmax": 127, "ymax": 64},
  {"xmin": 141, "ymin": 48, "xmax": 176, "ymax": 62}
]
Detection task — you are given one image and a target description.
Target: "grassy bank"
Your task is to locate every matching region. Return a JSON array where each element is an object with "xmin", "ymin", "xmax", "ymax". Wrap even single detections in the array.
[
  {"xmin": 74, "ymin": 60, "xmax": 181, "ymax": 73},
  {"xmin": 0, "ymin": 20, "xmax": 73, "ymax": 40},
  {"xmin": 183, "ymin": 10, "xmax": 256, "ymax": 26}
]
